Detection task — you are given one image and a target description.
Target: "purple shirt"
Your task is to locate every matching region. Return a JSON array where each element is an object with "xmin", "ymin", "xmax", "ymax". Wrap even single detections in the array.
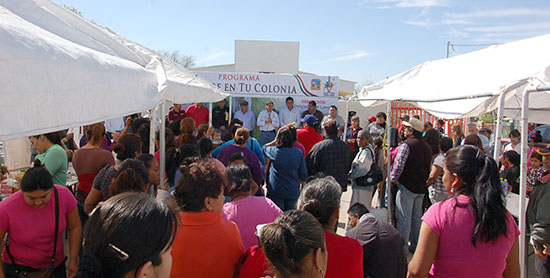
[
  {"xmin": 222, "ymin": 196, "xmax": 282, "ymax": 250},
  {"xmin": 217, "ymin": 145, "xmax": 264, "ymax": 185}
]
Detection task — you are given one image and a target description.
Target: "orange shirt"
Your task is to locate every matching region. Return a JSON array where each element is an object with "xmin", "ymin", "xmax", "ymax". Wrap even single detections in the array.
[{"xmin": 170, "ymin": 210, "xmax": 245, "ymax": 278}]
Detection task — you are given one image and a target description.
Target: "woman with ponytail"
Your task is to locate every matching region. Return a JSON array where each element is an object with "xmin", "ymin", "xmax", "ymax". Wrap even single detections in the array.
[
  {"xmin": 408, "ymin": 145, "xmax": 520, "ymax": 278},
  {"xmin": 0, "ymin": 161, "xmax": 81, "ymax": 277},
  {"xmin": 78, "ymin": 192, "xmax": 177, "ymax": 278},
  {"xmin": 83, "ymin": 134, "xmax": 142, "ymax": 214},
  {"xmin": 259, "ymin": 210, "xmax": 327, "ymax": 278},
  {"xmin": 72, "ymin": 123, "xmax": 115, "ymax": 203},
  {"xmin": 29, "ymin": 131, "xmax": 68, "ymax": 186},
  {"xmin": 297, "ymin": 176, "xmax": 363, "ymax": 278}
]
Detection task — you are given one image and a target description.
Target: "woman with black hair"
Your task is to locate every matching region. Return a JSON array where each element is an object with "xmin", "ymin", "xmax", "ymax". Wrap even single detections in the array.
[
  {"xmin": 84, "ymin": 158, "xmax": 149, "ymax": 214},
  {"xmin": 29, "ymin": 131, "xmax": 68, "ymax": 186},
  {"xmin": 501, "ymin": 150, "xmax": 521, "ymax": 194},
  {"xmin": 504, "ymin": 129, "xmax": 522, "ymax": 154},
  {"xmin": 223, "ymin": 164, "xmax": 282, "ymax": 250},
  {"xmin": 0, "ymin": 161, "xmax": 81, "ymax": 278},
  {"xmin": 79, "ymin": 192, "xmax": 177, "ymax": 278},
  {"xmin": 298, "ymin": 176, "xmax": 363, "ymax": 278},
  {"xmin": 263, "ymin": 127, "xmax": 308, "ymax": 211},
  {"xmin": 259, "ymin": 210, "xmax": 327, "ymax": 278},
  {"xmin": 408, "ymin": 145, "xmax": 519, "ymax": 278}
]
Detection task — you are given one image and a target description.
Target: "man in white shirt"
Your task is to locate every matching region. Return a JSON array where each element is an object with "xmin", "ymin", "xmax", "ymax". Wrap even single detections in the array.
[
  {"xmin": 234, "ymin": 100, "xmax": 256, "ymax": 132},
  {"xmin": 257, "ymin": 100, "xmax": 280, "ymax": 146},
  {"xmin": 321, "ymin": 105, "xmax": 345, "ymax": 135},
  {"xmin": 464, "ymin": 122, "xmax": 490, "ymax": 152},
  {"xmin": 279, "ymin": 97, "xmax": 301, "ymax": 127}
]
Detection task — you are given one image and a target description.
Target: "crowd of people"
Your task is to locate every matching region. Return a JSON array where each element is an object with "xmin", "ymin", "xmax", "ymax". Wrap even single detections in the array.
[{"xmin": 0, "ymin": 99, "xmax": 550, "ymax": 278}]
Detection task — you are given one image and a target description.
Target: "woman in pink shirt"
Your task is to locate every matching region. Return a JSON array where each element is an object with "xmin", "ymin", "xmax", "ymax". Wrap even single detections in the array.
[
  {"xmin": 223, "ymin": 164, "xmax": 282, "ymax": 250},
  {"xmin": 408, "ymin": 145, "xmax": 520, "ymax": 278},
  {"xmin": 0, "ymin": 161, "xmax": 81, "ymax": 278}
]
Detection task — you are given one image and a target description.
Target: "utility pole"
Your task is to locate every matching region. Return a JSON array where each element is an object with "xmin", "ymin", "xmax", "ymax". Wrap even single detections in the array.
[{"xmin": 446, "ymin": 41, "xmax": 451, "ymax": 58}]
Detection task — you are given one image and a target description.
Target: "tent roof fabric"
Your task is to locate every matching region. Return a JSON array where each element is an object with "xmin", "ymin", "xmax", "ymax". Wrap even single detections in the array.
[
  {"xmin": 358, "ymin": 34, "xmax": 550, "ymax": 121},
  {"xmin": 0, "ymin": 5, "xmax": 161, "ymax": 140},
  {"xmin": 2, "ymin": 0, "xmax": 228, "ymax": 103}
]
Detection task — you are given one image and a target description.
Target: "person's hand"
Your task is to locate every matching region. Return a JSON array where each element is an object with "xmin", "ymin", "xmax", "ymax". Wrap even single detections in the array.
[
  {"xmin": 125, "ymin": 117, "xmax": 133, "ymax": 127},
  {"xmin": 68, "ymin": 257, "xmax": 78, "ymax": 278},
  {"xmin": 266, "ymin": 128, "xmax": 283, "ymax": 147},
  {"xmin": 266, "ymin": 118, "xmax": 272, "ymax": 124},
  {"xmin": 531, "ymin": 238, "xmax": 549, "ymax": 261},
  {"xmin": 66, "ymin": 150, "xmax": 74, "ymax": 159},
  {"xmin": 206, "ymin": 126, "xmax": 215, "ymax": 138}
]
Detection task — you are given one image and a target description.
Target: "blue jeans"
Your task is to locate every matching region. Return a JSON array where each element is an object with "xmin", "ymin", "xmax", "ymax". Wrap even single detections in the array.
[
  {"xmin": 260, "ymin": 131, "xmax": 276, "ymax": 146},
  {"xmin": 395, "ymin": 184, "xmax": 424, "ymax": 253},
  {"xmin": 267, "ymin": 193, "xmax": 297, "ymax": 211}
]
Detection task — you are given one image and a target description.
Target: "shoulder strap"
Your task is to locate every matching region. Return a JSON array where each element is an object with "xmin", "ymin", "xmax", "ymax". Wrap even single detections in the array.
[
  {"xmin": 5, "ymin": 187, "xmax": 59, "ymax": 269},
  {"xmin": 51, "ymin": 186, "xmax": 60, "ymax": 266}
]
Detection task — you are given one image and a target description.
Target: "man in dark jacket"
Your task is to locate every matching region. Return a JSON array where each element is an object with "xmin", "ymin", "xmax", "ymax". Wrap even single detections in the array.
[
  {"xmin": 346, "ymin": 203, "xmax": 407, "ymax": 278},
  {"xmin": 528, "ymin": 147, "xmax": 550, "ymax": 277},
  {"xmin": 390, "ymin": 117, "xmax": 432, "ymax": 254},
  {"xmin": 307, "ymin": 121, "xmax": 352, "ymax": 192}
]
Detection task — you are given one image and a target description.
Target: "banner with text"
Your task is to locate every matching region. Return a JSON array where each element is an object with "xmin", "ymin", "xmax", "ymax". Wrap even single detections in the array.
[{"xmin": 195, "ymin": 72, "xmax": 339, "ymax": 99}]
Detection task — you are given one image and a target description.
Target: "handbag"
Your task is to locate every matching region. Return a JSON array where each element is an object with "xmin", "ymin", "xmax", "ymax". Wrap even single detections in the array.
[
  {"xmin": 6, "ymin": 187, "xmax": 60, "ymax": 278},
  {"xmin": 355, "ymin": 147, "xmax": 383, "ymax": 187}
]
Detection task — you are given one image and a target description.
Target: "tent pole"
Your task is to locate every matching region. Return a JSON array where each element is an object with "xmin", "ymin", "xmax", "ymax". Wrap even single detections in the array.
[
  {"xmin": 386, "ymin": 101, "xmax": 393, "ymax": 224},
  {"xmin": 229, "ymin": 96, "xmax": 233, "ymax": 123},
  {"xmin": 209, "ymin": 102, "xmax": 213, "ymax": 127},
  {"xmin": 343, "ymin": 97, "xmax": 351, "ymax": 141},
  {"xmin": 519, "ymin": 88, "xmax": 529, "ymax": 278},
  {"xmin": 159, "ymin": 100, "xmax": 167, "ymax": 190},
  {"xmin": 493, "ymin": 93, "xmax": 505, "ymax": 161},
  {"xmin": 149, "ymin": 106, "xmax": 157, "ymax": 155}
]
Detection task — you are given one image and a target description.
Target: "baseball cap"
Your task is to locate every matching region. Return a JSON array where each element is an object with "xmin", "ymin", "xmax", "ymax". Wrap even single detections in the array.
[
  {"xmin": 301, "ymin": 114, "xmax": 317, "ymax": 125},
  {"xmin": 369, "ymin": 115, "xmax": 377, "ymax": 122},
  {"xmin": 403, "ymin": 118, "xmax": 423, "ymax": 132},
  {"xmin": 240, "ymin": 100, "xmax": 249, "ymax": 106},
  {"xmin": 400, "ymin": 114, "xmax": 410, "ymax": 121}
]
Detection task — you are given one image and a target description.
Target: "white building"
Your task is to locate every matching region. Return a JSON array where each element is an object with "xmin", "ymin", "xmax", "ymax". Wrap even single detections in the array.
[{"xmin": 192, "ymin": 40, "xmax": 356, "ymax": 96}]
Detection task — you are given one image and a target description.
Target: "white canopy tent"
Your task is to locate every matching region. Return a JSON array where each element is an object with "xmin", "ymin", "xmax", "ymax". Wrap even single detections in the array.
[
  {"xmin": 0, "ymin": 5, "xmax": 161, "ymax": 141},
  {"xmin": 1, "ymin": 0, "xmax": 229, "ymax": 188},
  {"xmin": 357, "ymin": 34, "xmax": 550, "ymax": 278}
]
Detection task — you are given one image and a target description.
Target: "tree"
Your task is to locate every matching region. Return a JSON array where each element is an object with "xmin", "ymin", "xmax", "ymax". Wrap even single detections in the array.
[
  {"xmin": 62, "ymin": 5, "xmax": 82, "ymax": 16},
  {"xmin": 158, "ymin": 50, "xmax": 195, "ymax": 69}
]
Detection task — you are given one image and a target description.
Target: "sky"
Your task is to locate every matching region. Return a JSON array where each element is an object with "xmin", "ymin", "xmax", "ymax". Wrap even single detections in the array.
[{"xmin": 54, "ymin": 0, "xmax": 550, "ymax": 88}]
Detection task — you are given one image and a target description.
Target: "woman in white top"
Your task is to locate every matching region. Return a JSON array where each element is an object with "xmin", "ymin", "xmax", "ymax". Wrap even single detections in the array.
[{"xmin": 348, "ymin": 129, "xmax": 375, "ymax": 210}]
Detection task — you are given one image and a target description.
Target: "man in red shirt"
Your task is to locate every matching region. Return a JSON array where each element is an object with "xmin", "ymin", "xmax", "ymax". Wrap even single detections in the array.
[
  {"xmin": 297, "ymin": 114, "xmax": 323, "ymax": 155},
  {"xmin": 185, "ymin": 102, "xmax": 209, "ymax": 128},
  {"xmin": 167, "ymin": 103, "xmax": 186, "ymax": 123}
]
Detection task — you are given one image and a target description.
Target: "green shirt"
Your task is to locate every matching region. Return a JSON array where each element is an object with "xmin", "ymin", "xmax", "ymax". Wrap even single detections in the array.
[{"xmin": 36, "ymin": 144, "xmax": 67, "ymax": 186}]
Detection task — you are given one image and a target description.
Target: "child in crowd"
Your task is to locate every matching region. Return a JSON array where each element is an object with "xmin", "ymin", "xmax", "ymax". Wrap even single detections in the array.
[
  {"xmin": 527, "ymin": 152, "xmax": 546, "ymax": 194},
  {"xmin": 211, "ymin": 129, "xmax": 223, "ymax": 147}
]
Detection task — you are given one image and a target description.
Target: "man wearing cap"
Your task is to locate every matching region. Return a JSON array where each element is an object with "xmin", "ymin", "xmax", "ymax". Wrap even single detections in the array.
[
  {"xmin": 297, "ymin": 115, "xmax": 323, "ymax": 155},
  {"xmin": 321, "ymin": 105, "xmax": 345, "ymax": 135},
  {"xmin": 368, "ymin": 115, "xmax": 377, "ymax": 125},
  {"xmin": 234, "ymin": 100, "xmax": 256, "ymax": 132},
  {"xmin": 390, "ymin": 117, "xmax": 432, "ymax": 254},
  {"xmin": 528, "ymin": 146, "xmax": 550, "ymax": 277},
  {"xmin": 301, "ymin": 101, "xmax": 324, "ymax": 132},
  {"xmin": 257, "ymin": 100, "xmax": 280, "ymax": 146}
]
